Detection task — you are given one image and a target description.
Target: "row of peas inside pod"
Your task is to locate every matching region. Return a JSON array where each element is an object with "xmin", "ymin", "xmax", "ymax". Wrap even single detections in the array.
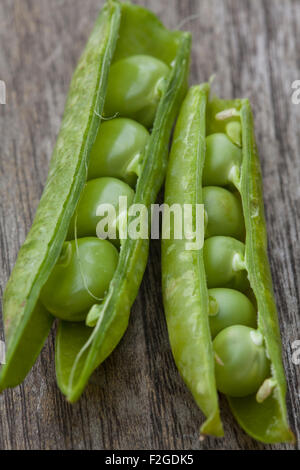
[
  {"xmin": 202, "ymin": 111, "xmax": 271, "ymax": 400},
  {"xmin": 40, "ymin": 54, "xmax": 171, "ymax": 323}
]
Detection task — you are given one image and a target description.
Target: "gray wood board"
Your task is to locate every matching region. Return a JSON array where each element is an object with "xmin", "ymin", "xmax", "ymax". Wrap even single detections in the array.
[{"xmin": 0, "ymin": 0, "xmax": 299, "ymax": 450}]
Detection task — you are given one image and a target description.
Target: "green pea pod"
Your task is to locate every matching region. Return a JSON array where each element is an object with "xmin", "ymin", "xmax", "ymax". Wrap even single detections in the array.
[
  {"xmin": 0, "ymin": 0, "xmax": 191, "ymax": 401},
  {"xmin": 162, "ymin": 84, "xmax": 295, "ymax": 443},
  {"xmin": 162, "ymin": 84, "xmax": 223, "ymax": 437}
]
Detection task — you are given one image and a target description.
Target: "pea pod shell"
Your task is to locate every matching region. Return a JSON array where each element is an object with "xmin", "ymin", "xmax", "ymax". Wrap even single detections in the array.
[
  {"xmin": 162, "ymin": 85, "xmax": 223, "ymax": 437},
  {"xmin": 227, "ymin": 98, "xmax": 294, "ymax": 443}
]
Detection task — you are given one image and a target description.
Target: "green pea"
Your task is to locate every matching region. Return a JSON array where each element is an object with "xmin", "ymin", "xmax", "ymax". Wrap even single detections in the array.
[
  {"xmin": 88, "ymin": 118, "xmax": 150, "ymax": 187},
  {"xmin": 203, "ymin": 186, "xmax": 245, "ymax": 240},
  {"xmin": 104, "ymin": 55, "xmax": 170, "ymax": 128},
  {"xmin": 213, "ymin": 325, "xmax": 270, "ymax": 397},
  {"xmin": 40, "ymin": 237, "xmax": 119, "ymax": 322},
  {"xmin": 225, "ymin": 121, "xmax": 242, "ymax": 147},
  {"xmin": 203, "ymin": 236, "xmax": 249, "ymax": 291},
  {"xmin": 203, "ymin": 133, "xmax": 242, "ymax": 186},
  {"xmin": 67, "ymin": 177, "xmax": 134, "ymax": 241},
  {"xmin": 208, "ymin": 288, "xmax": 257, "ymax": 338}
]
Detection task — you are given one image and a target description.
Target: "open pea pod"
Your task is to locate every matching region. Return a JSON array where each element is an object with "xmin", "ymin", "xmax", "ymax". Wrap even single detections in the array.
[
  {"xmin": 0, "ymin": 0, "xmax": 191, "ymax": 401},
  {"xmin": 162, "ymin": 84, "xmax": 295, "ymax": 443}
]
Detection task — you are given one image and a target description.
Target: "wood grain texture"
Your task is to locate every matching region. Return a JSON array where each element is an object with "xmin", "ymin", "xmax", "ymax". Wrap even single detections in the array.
[{"xmin": 0, "ymin": 0, "xmax": 299, "ymax": 450}]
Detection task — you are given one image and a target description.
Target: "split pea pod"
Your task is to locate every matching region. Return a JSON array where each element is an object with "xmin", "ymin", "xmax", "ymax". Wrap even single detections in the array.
[
  {"xmin": 161, "ymin": 84, "xmax": 294, "ymax": 443},
  {"xmin": 0, "ymin": 0, "xmax": 191, "ymax": 401}
]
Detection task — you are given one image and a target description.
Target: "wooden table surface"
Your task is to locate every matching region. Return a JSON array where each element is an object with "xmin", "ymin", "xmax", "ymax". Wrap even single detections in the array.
[{"xmin": 0, "ymin": 0, "xmax": 299, "ymax": 450}]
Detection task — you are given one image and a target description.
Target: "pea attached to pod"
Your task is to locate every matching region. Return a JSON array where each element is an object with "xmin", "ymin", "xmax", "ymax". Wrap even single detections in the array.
[
  {"xmin": 203, "ymin": 133, "xmax": 242, "ymax": 187},
  {"xmin": 213, "ymin": 325, "xmax": 270, "ymax": 397},
  {"xmin": 203, "ymin": 186, "xmax": 245, "ymax": 240},
  {"xmin": 203, "ymin": 236, "xmax": 249, "ymax": 291},
  {"xmin": 104, "ymin": 55, "xmax": 170, "ymax": 128},
  {"xmin": 40, "ymin": 237, "xmax": 119, "ymax": 322},
  {"xmin": 88, "ymin": 118, "xmax": 150, "ymax": 187},
  {"xmin": 208, "ymin": 288, "xmax": 257, "ymax": 338},
  {"xmin": 67, "ymin": 177, "xmax": 135, "ymax": 241}
]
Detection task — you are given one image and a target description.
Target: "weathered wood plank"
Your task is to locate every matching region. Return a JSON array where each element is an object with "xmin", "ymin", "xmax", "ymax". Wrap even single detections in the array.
[{"xmin": 0, "ymin": 0, "xmax": 299, "ymax": 450}]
